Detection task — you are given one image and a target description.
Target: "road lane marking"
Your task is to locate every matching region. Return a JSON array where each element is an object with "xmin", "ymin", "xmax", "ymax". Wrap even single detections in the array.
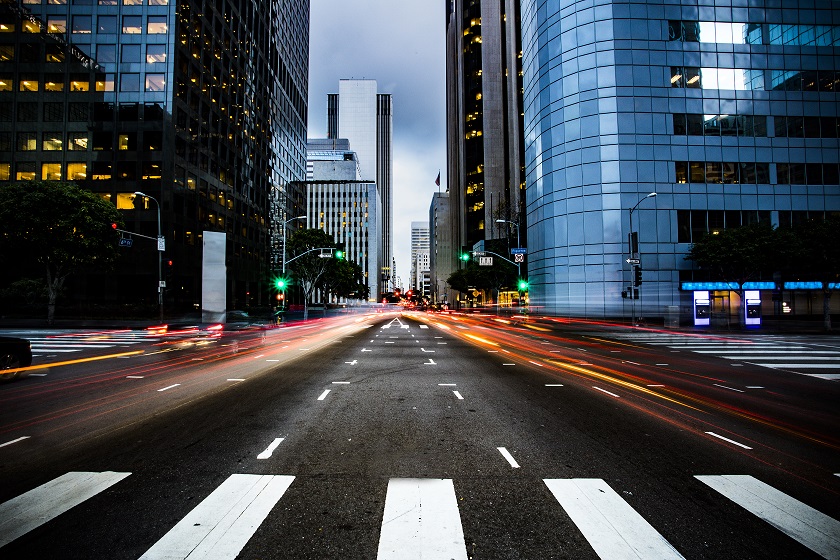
[
  {"xmin": 453, "ymin": 391, "xmax": 464, "ymax": 400},
  {"xmin": 647, "ymin": 384, "xmax": 665, "ymax": 387},
  {"xmin": 488, "ymin": 350, "xmax": 499, "ymax": 353},
  {"xmin": 497, "ymin": 447, "xmax": 520, "ymax": 468},
  {"xmin": 0, "ymin": 471, "xmax": 131, "ymax": 548},
  {"xmin": 696, "ymin": 475, "xmax": 840, "ymax": 559},
  {"xmin": 266, "ymin": 359, "xmax": 279, "ymax": 362},
  {"xmin": 317, "ymin": 390, "xmax": 331, "ymax": 401},
  {"xmin": 421, "ymin": 348, "xmax": 435, "ymax": 352},
  {"xmin": 158, "ymin": 384, "xmax": 181, "ymax": 392},
  {"xmin": 425, "ymin": 359, "xmax": 437, "ymax": 365},
  {"xmin": 545, "ymin": 384, "xmax": 564, "ymax": 387},
  {"xmin": 502, "ymin": 363, "xmax": 516, "ymax": 366},
  {"xmin": 362, "ymin": 348, "xmax": 372, "ymax": 352},
  {"xmin": 257, "ymin": 438, "xmax": 284, "ymax": 459},
  {"xmin": 0, "ymin": 436, "xmax": 30, "ymax": 448},
  {"xmin": 656, "ymin": 363, "xmax": 669, "ymax": 366},
  {"xmin": 252, "ymin": 354, "xmax": 265, "ymax": 359},
  {"xmin": 437, "ymin": 342, "xmax": 447, "ymax": 345},
  {"xmin": 332, "ymin": 381, "xmax": 351, "ymax": 384},
  {"xmin": 28, "ymin": 373, "xmax": 48, "ymax": 376},
  {"xmin": 713, "ymin": 383, "xmax": 745, "ymax": 393},
  {"xmin": 126, "ymin": 375, "xmax": 144, "ymax": 379},
  {"xmin": 377, "ymin": 478, "xmax": 467, "ymax": 560},
  {"xmin": 345, "ymin": 360, "xmax": 358, "ymax": 365},
  {"xmin": 544, "ymin": 478, "xmax": 685, "ymax": 559},
  {"xmin": 385, "ymin": 341, "xmax": 395, "ymax": 344},
  {"xmin": 420, "ymin": 325, "xmax": 429, "ymax": 329},
  {"xmin": 438, "ymin": 383, "xmax": 456, "ymax": 386},
  {"xmin": 139, "ymin": 474, "xmax": 294, "ymax": 560},
  {"xmin": 593, "ymin": 386, "xmax": 620, "ymax": 398},
  {"xmin": 747, "ymin": 386, "xmax": 764, "ymax": 389},
  {"xmin": 529, "ymin": 360, "xmax": 545, "ymax": 367},
  {"xmin": 227, "ymin": 379, "xmax": 246, "ymax": 382},
  {"xmin": 705, "ymin": 431, "xmax": 752, "ymax": 449}
]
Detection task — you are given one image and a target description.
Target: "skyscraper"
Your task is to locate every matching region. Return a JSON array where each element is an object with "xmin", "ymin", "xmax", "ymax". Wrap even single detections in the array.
[
  {"xmin": 446, "ymin": 0, "xmax": 525, "ymax": 250},
  {"xmin": 429, "ymin": 191, "xmax": 454, "ymax": 305},
  {"xmin": 0, "ymin": 0, "xmax": 309, "ymax": 313},
  {"xmin": 520, "ymin": 0, "xmax": 840, "ymax": 320},
  {"xmin": 327, "ymin": 79, "xmax": 393, "ymax": 296},
  {"xmin": 410, "ymin": 221, "xmax": 430, "ymax": 292}
]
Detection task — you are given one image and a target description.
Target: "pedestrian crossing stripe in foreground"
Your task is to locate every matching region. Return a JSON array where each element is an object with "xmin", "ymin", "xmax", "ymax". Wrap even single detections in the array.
[{"xmin": 2, "ymin": 472, "xmax": 840, "ymax": 559}]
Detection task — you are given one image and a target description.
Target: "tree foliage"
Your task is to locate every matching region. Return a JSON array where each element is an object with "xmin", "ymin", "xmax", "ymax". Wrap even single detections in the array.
[
  {"xmin": 685, "ymin": 222, "xmax": 778, "ymax": 285},
  {"xmin": 0, "ymin": 181, "xmax": 123, "ymax": 324}
]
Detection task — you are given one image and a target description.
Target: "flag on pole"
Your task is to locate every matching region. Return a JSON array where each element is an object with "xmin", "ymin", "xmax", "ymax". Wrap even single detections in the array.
[{"xmin": 435, "ymin": 171, "xmax": 440, "ymax": 187}]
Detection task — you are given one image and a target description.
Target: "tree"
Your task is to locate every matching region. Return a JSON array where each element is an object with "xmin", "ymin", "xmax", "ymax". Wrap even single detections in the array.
[
  {"xmin": 286, "ymin": 228, "xmax": 338, "ymax": 320},
  {"xmin": 0, "ymin": 181, "xmax": 123, "ymax": 324},
  {"xmin": 686, "ymin": 222, "xmax": 782, "ymax": 326},
  {"xmin": 790, "ymin": 216, "xmax": 840, "ymax": 331},
  {"xmin": 446, "ymin": 258, "xmax": 517, "ymax": 309},
  {"xmin": 323, "ymin": 258, "xmax": 369, "ymax": 302}
]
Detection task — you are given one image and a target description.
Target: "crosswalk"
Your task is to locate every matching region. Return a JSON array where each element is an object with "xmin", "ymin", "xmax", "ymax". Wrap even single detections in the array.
[
  {"xmin": 2, "ymin": 330, "xmax": 157, "ymax": 358},
  {"xmin": 605, "ymin": 333, "xmax": 840, "ymax": 380},
  {"xmin": 2, "ymin": 472, "xmax": 838, "ymax": 559}
]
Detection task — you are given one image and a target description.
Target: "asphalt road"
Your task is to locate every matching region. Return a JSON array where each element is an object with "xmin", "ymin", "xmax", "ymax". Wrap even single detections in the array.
[{"xmin": 0, "ymin": 312, "xmax": 838, "ymax": 559}]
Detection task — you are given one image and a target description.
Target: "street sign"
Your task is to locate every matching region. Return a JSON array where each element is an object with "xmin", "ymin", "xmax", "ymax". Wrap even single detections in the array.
[
  {"xmin": 119, "ymin": 238, "xmax": 133, "ymax": 248},
  {"xmin": 157, "ymin": 236, "xmax": 166, "ymax": 251},
  {"xmin": 626, "ymin": 258, "xmax": 640, "ymax": 265},
  {"xmin": 473, "ymin": 251, "xmax": 486, "ymax": 257},
  {"xmin": 514, "ymin": 253, "xmax": 525, "ymax": 263},
  {"xmin": 510, "ymin": 248, "xmax": 527, "ymax": 255},
  {"xmin": 478, "ymin": 256, "xmax": 493, "ymax": 266}
]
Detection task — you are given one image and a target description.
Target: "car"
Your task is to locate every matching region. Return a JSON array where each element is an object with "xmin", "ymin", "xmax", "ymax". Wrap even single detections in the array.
[{"xmin": 0, "ymin": 336, "xmax": 33, "ymax": 381}]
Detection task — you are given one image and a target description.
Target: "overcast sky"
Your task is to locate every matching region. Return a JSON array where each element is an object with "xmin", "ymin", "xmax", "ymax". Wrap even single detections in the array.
[{"xmin": 307, "ymin": 0, "xmax": 447, "ymax": 290}]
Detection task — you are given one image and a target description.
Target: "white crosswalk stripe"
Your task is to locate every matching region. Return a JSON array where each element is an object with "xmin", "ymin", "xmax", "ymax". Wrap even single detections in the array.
[
  {"xmin": 2, "ymin": 472, "xmax": 839, "ymax": 558},
  {"xmin": 604, "ymin": 333, "xmax": 840, "ymax": 380},
  {"xmin": 1, "ymin": 329, "xmax": 159, "ymax": 357}
]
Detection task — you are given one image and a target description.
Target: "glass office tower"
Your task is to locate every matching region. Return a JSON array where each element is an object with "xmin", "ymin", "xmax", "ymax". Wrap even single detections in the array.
[
  {"xmin": 521, "ymin": 0, "xmax": 839, "ymax": 321},
  {"xmin": 0, "ymin": 0, "xmax": 308, "ymax": 313}
]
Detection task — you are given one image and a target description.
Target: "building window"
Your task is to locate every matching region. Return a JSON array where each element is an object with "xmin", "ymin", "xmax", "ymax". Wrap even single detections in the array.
[
  {"xmin": 0, "ymin": 76, "xmax": 11, "ymax": 91},
  {"xmin": 120, "ymin": 73, "xmax": 140, "ymax": 91},
  {"xmin": 121, "ymin": 44, "xmax": 141, "ymax": 63},
  {"xmin": 72, "ymin": 15, "xmax": 92, "ymax": 33},
  {"xmin": 17, "ymin": 103, "xmax": 38, "ymax": 121},
  {"xmin": 675, "ymin": 161, "xmax": 770, "ymax": 184},
  {"xmin": 123, "ymin": 0, "xmax": 142, "ymax": 4},
  {"xmin": 22, "ymin": 20, "xmax": 40, "ymax": 33},
  {"xmin": 116, "ymin": 193, "xmax": 135, "ymax": 208},
  {"xmin": 47, "ymin": 16, "xmax": 67, "ymax": 34},
  {"xmin": 42, "ymin": 163, "xmax": 62, "ymax": 180},
  {"xmin": 96, "ymin": 74, "xmax": 115, "ymax": 92},
  {"xmin": 44, "ymin": 75, "xmax": 64, "ymax": 91},
  {"xmin": 69, "ymin": 77, "xmax": 89, "ymax": 92},
  {"xmin": 17, "ymin": 132, "xmax": 37, "ymax": 151},
  {"xmin": 68, "ymin": 102, "xmax": 89, "ymax": 121},
  {"xmin": 17, "ymin": 162, "xmax": 36, "ymax": 181},
  {"xmin": 122, "ymin": 16, "xmax": 142, "ymax": 34},
  {"xmin": 0, "ymin": 163, "xmax": 10, "ymax": 181},
  {"xmin": 43, "ymin": 133, "xmax": 63, "ymax": 150},
  {"xmin": 97, "ymin": 15, "xmax": 117, "ymax": 34},
  {"xmin": 67, "ymin": 162, "xmax": 87, "ymax": 180},
  {"xmin": 97, "ymin": 44, "xmax": 116, "ymax": 63},
  {"xmin": 777, "ymin": 163, "xmax": 839, "ymax": 185},
  {"xmin": 19, "ymin": 77, "xmax": 39, "ymax": 92},
  {"xmin": 146, "ymin": 43, "xmax": 166, "ymax": 63},
  {"xmin": 92, "ymin": 161, "xmax": 112, "ymax": 180},
  {"xmin": 671, "ymin": 67, "xmax": 700, "ymax": 88},
  {"xmin": 45, "ymin": 45, "xmax": 64, "ymax": 63},
  {"xmin": 0, "ymin": 45, "xmax": 13, "ymax": 62},
  {"xmin": 147, "ymin": 16, "xmax": 167, "ymax": 34},
  {"xmin": 68, "ymin": 132, "xmax": 88, "ymax": 150},
  {"xmin": 145, "ymin": 73, "xmax": 165, "ymax": 91}
]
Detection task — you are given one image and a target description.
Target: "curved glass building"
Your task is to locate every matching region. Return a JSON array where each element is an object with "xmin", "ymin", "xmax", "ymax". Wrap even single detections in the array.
[{"xmin": 521, "ymin": 0, "xmax": 840, "ymax": 321}]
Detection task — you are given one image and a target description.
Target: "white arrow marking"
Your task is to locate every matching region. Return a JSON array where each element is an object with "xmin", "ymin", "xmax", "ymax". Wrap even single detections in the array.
[
  {"xmin": 421, "ymin": 348, "xmax": 435, "ymax": 353},
  {"xmin": 424, "ymin": 359, "xmax": 436, "ymax": 365},
  {"xmin": 345, "ymin": 360, "xmax": 358, "ymax": 365}
]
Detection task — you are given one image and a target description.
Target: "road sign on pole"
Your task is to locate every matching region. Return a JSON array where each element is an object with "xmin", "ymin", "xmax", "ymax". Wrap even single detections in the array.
[
  {"xmin": 511, "ymin": 248, "xmax": 527, "ymax": 255},
  {"xmin": 626, "ymin": 258, "xmax": 640, "ymax": 265},
  {"xmin": 478, "ymin": 256, "xmax": 493, "ymax": 266},
  {"xmin": 514, "ymin": 253, "xmax": 524, "ymax": 263}
]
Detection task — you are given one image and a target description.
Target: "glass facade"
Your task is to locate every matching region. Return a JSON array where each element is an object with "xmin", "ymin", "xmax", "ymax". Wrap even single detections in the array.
[
  {"xmin": 0, "ymin": 0, "xmax": 309, "ymax": 312},
  {"xmin": 521, "ymin": 0, "xmax": 840, "ymax": 319}
]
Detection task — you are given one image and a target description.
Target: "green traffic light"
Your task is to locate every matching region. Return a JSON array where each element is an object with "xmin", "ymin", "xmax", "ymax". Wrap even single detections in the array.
[
  {"xmin": 518, "ymin": 279, "xmax": 529, "ymax": 291},
  {"xmin": 335, "ymin": 250, "xmax": 344, "ymax": 259},
  {"xmin": 275, "ymin": 278, "xmax": 288, "ymax": 290},
  {"xmin": 460, "ymin": 252, "xmax": 470, "ymax": 261}
]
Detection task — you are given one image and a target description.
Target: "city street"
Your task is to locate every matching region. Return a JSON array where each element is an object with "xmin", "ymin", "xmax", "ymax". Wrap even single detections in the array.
[{"xmin": 1, "ymin": 312, "xmax": 838, "ymax": 559}]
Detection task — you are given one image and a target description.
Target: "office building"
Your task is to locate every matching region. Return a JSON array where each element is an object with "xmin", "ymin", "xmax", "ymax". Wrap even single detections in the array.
[
  {"xmin": 520, "ymin": 0, "xmax": 840, "ymax": 320},
  {"xmin": 0, "ymin": 0, "xmax": 308, "ymax": 313},
  {"xmin": 410, "ymin": 221, "xmax": 429, "ymax": 292},
  {"xmin": 429, "ymin": 192, "xmax": 455, "ymax": 304},
  {"xmin": 327, "ymin": 79, "xmax": 393, "ymax": 295},
  {"xmin": 306, "ymin": 138, "xmax": 361, "ymax": 181},
  {"xmin": 415, "ymin": 251, "xmax": 431, "ymax": 298},
  {"xmin": 445, "ymin": 0, "xmax": 526, "ymax": 250}
]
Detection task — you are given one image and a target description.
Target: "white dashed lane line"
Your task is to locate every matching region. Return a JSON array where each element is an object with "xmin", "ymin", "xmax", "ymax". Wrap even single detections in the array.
[{"xmin": 497, "ymin": 447, "xmax": 520, "ymax": 468}]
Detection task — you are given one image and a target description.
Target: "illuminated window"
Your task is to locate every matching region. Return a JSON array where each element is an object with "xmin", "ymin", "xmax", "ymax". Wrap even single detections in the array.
[
  {"xmin": 16, "ymin": 163, "xmax": 36, "ymax": 181},
  {"xmin": 146, "ymin": 44, "xmax": 166, "ymax": 63},
  {"xmin": 44, "ymin": 75, "xmax": 64, "ymax": 91},
  {"xmin": 116, "ymin": 193, "xmax": 135, "ymax": 209},
  {"xmin": 147, "ymin": 16, "xmax": 167, "ymax": 34},
  {"xmin": 17, "ymin": 132, "xmax": 36, "ymax": 151},
  {"xmin": 70, "ymin": 77, "xmax": 89, "ymax": 91},
  {"xmin": 68, "ymin": 133, "xmax": 88, "ymax": 151},
  {"xmin": 0, "ymin": 163, "xmax": 10, "ymax": 180},
  {"xmin": 145, "ymin": 74, "xmax": 165, "ymax": 91},
  {"xmin": 118, "ymin": 134, "xmax": 130, "ymax": 150},
  {"xmin": 0, "ymin": 23, "xmax": 15, "ymax": 32},
  {"xmin": 43, "ymin": 133, "xmax": 63, "ymax": 150},
  {"xmin": 123, "ymin": 0, "xmax": 142, "ymax": 4},
  {"xmin": 68, "ymin": 162, "xmax": 87, "ymax": 180},
  {"xmin": 0, "ymin": 45, "xmax": 13, "ymax": 61},
  {"xmin": 42, "ymin": 163, "xmax": 62, "ymax": 180},
  {"xmin": 47, "ymin": 17, "xmax": 66, "ymax": 34},
  {"xmin": 96, "ymin": 75, "xmax": 115, "ymax": 92},
  {"xmin": 49, "ymin": 0, "xmax": 67, "ymax": 4},
  {"xmin": 19, "ymin": 77, "xmax": 38, "ymax": 92},
  {"xmin": 0, "ymin": 76, "xmax": 11, "ymax": 91},
  {"xmin": 122, "ymin": 16, "xmax": 142, "ymax": 34},
  {"xmin": 45, "ymin": 45, "xmax": 64, "ymax": 62},
  {"xmin": 22, "ymin": 20, "xmax": 40, "ymax": 33},
  {"xmin": 92, "ymin": 162, "xmax": 112, "ymax": 180}
]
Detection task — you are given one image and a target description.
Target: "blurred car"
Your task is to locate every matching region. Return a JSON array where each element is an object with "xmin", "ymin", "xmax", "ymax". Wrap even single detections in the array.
[{"xmin": 0, "ymin": 336, "xmax": 33, "ymax": 381}]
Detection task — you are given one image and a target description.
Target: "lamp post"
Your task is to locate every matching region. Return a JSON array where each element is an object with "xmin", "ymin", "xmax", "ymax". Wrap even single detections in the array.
[
  {"xmin": 281, "ymin": 215, "xmax": 307, "ymax": 275},
  {"xmin": 134, "ymin": 191, "xmax": 163, "ymax": 321},
  {"xmin": 628, "ymin": 192, "xmax": 657, "ymax": 325},
  {"xmin": 495, "ymin": 218, "xmax": 521, "ymax": 273}
]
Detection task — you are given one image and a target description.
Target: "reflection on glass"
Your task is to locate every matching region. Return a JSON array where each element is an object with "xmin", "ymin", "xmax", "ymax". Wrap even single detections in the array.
[{"xmin": 669, "ymin": 20, "xmax": 839, "ymax": 46}]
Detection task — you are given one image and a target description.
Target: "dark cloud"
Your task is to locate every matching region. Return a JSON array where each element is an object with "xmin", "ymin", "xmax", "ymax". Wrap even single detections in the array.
[{"xmin": 308, "ymin": 1, "xmax": 446, "ymax": 288}]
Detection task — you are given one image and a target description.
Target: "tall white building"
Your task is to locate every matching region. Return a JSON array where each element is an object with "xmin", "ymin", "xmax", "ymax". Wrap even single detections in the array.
[
  {"xmin": 411, "ymin": 221, "xmax": 430, "ymax": 293},
  {"xmin": 328, "ymin": 80, "xmax": 393, "ymax": 297}
]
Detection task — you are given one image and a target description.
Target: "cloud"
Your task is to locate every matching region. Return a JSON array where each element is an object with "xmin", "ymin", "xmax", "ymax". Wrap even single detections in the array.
[{"xmin": 308, "ymin": 0, "xmax": 447, "ymax": 288}]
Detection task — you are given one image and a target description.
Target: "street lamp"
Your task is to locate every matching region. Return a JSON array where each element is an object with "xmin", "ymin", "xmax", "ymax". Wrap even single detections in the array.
[
  {"xmin": 496, "ymin": 218, "xmax": 522, "ymax": 271},
  {"xmin": 134, "ymin": 191, "xmax": 163, "ymax": 321},
  {"xmin": 628, "ymin": 192, "xmax": 656, "ymax": 325},
  {"xmin": 281, "ymin": 215, "xmax": 307, "ymax": 275}
]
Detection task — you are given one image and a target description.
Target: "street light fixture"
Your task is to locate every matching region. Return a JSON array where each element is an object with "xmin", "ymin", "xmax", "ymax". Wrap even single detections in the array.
[
  {"xmin": 628, "ymin": 192, "xmax": 656, "ymax": 325},
  {"xmin": 134, "ymin": 191, "xmax": 164, "ymax": 321},
  {"xmin": 281, "ymin": 215, "xmax": 307, "ymax": 275}
]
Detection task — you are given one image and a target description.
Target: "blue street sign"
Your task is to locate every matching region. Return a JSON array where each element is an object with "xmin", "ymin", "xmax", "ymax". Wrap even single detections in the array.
[{"xmin": 510, "ymin": 248, "xmax": 527, "ymax": 254}]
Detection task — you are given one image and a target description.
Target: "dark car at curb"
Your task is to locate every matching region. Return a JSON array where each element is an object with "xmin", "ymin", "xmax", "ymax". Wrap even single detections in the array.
[{"xmin": 0, "ymin": 336, "xmax": 33, "ymax": 380}]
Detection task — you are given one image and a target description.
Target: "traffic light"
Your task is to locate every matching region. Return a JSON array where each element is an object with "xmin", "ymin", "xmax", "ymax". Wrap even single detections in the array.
[
  {"xmin": 275, "ymin": 277, "xmax": 288, "ymax": 290},
  {"xmin": 334, "ymin": 249, "xmax": 344, "ymax": 259},
  {"xmin": 633, "ymin": 266, "xmax": 643, "ymax": 287},
  {"xmin": 518, "ymin": 279, "xmax": 529, "ymax": 291}
]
